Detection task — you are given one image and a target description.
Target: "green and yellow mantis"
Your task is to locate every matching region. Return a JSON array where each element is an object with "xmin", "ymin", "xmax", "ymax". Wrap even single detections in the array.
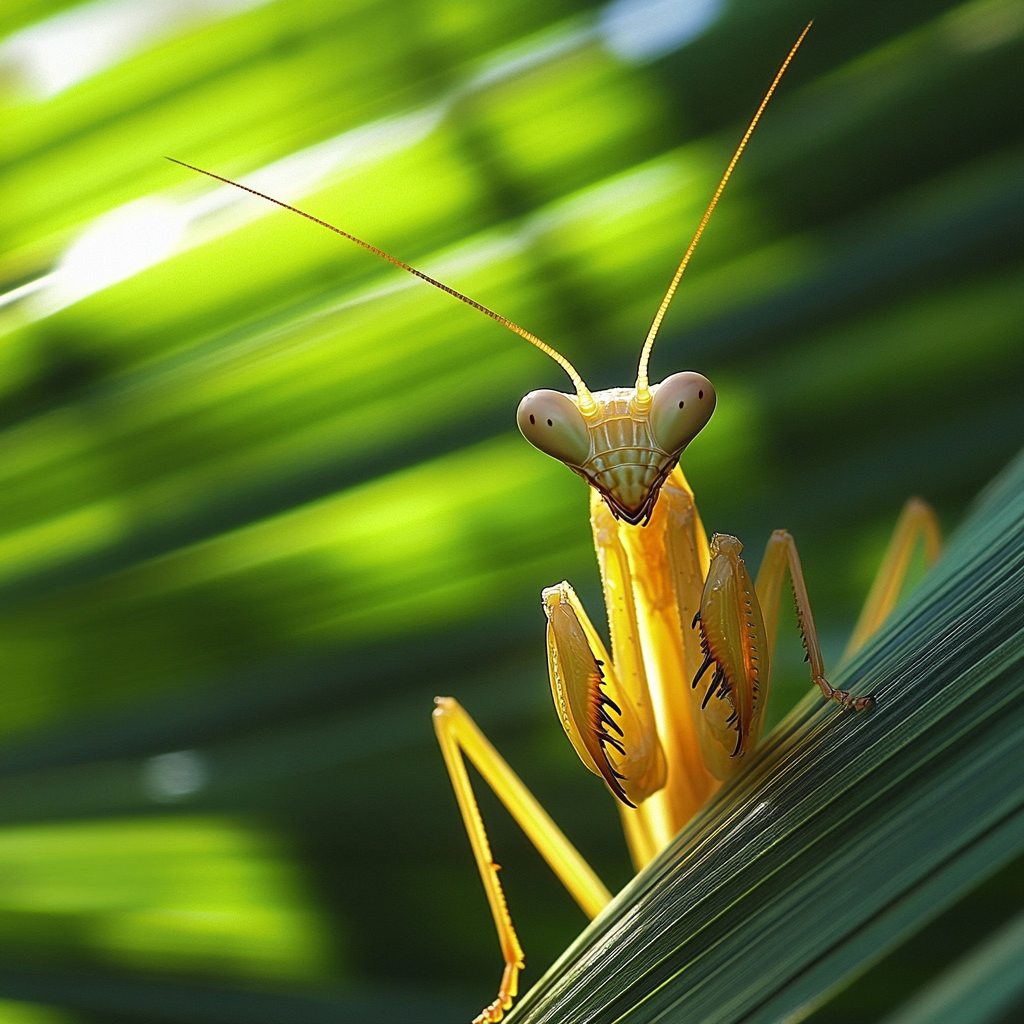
[{"xmin": 172, "ymin": 24, "xmax": 942, "ymax": 1023}]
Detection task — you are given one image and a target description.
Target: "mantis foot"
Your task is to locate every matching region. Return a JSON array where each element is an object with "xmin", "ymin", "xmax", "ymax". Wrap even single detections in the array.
[
  {"xmin": 815, "ymin": 676, "xmax": 876, "ymax": 713},
  {"xmin": 473, "ymin": 995, "xmax": 512, "ymax": 1023},
  {"xmin": 834, "ymin": 690, "xmax": 876, "ymax": 712},
  {"xmin": 471, "ymin": 958, "xmax": 519, "ymax": 1023}
]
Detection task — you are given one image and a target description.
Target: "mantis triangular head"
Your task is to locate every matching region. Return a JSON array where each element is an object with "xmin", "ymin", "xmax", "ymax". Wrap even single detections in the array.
[{"xmin": 168, "ymin": 23, "xmax": 809, "ymax": 524}]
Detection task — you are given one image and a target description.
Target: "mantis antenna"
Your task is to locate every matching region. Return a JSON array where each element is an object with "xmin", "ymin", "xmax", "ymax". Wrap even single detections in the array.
[
  {"xmin": 634, "ymin": 22, "xmax": 812, "ymax": 407},
  {"xmin": 165, "ymin": 157, "xmax": 598, "ymax": 415}
]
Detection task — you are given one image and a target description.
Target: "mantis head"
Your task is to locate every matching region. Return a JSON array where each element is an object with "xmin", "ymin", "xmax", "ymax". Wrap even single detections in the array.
[
  {"xmin": 168, "ymin": 21, "xmax": 805, "ymax": 529},
  {"xmin": 517, "ymin": 373, "xmax": 716, "ymax": 526}
]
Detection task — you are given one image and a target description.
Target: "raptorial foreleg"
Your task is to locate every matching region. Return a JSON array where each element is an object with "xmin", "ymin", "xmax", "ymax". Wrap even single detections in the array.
[{"xmin": 542, "ymin": 579, "xmax": 669, "ymax": 867}]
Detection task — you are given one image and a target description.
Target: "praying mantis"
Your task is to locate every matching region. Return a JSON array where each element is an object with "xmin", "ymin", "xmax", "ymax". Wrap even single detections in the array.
[{"xmin": 171, "ymin": 23, "xmax": 943, "ymax": 1024}]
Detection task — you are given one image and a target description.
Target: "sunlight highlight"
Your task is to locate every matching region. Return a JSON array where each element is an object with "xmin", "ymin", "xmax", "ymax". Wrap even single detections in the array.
[
  {"xmin": 601, "ymin": 0, "xmax": 724, "ymax": 63},
  {"xmin": 21, "ymin": 107, "xmax": 444, "ymax": 319},
  {"xmin": 0, "ymin": 0, "xmax": 273, "ymax": 100}
]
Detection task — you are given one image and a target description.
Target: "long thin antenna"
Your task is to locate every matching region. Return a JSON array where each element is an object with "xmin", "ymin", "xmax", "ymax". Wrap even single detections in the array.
[
  {"xmin": 166, "ymin": 157, "xmax": 597, "ymax": 414},
  {"xmin": 634, "ymin": 22, "xmax": 811, "ymax": 403}
]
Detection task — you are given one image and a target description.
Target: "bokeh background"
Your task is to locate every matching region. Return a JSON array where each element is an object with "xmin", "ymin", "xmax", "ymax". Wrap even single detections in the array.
[{"xmin": 0, "ymin": 1, "xmax": 1021, "ymax": 1021}]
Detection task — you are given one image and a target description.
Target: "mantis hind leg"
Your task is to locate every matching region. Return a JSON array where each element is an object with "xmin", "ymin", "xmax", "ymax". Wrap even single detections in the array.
[
  {"xmin": 844, "ymin": 497, "xmax": 942, "ymax": 659},
  {"xmin": 432, "ymin": 698, "xmax": 611, "ymax": 1023}
]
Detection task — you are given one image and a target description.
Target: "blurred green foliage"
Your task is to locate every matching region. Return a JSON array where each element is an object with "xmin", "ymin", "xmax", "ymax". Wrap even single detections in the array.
[
  {"xmin": 0, "ymin": 0, "xmax": 1021, "ymax": 1020},
  {"xmin": 0, "ymin": 999, "xmax": 77, "ymax": 1023},
  {"xmin": 0, "ymin": 816, "xmax": 332, "ymax": 980}
]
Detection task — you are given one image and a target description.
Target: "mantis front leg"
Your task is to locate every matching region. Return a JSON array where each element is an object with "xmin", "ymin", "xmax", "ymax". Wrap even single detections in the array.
[{"xmin": 432, "ymin": 697, "xmax": 611, "ymax": 1023}]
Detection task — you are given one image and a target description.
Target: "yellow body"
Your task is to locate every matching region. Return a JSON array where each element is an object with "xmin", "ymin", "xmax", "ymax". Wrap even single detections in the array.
[
  {"xmin": 434, "ymin": 449, "xmax": 939, "ymax": 1023},
  {"xmin": 584, "ymin": 463, "xmax": 718, "ymax": 857}
]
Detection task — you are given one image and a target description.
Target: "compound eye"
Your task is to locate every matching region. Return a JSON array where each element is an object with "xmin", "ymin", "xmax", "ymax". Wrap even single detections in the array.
[
  {"xmin": 649, "ymin": 372, "xmax": 716, "ymax": 454},
  {"xmin": 517, "ymin": 390, "xmax": 591, "ymax": 467}
]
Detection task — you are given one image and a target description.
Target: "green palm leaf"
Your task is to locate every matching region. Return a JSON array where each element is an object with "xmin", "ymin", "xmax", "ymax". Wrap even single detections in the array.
[{"xmin": 509, "ymin": 450, "xmax": 1024, "ymax": 1023}]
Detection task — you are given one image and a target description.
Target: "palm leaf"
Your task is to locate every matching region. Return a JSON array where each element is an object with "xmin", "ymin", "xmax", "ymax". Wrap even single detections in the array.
[{"xmin": 509, "ymin": 449, "xmax": 1024, "ymax": 1023}]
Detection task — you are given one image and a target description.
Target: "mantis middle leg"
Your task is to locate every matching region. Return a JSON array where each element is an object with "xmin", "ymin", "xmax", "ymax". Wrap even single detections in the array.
[
  {"xmin": 753, "ymin": 528, "xmax": 874, "ymax": 712},
  {"xmin": 752, "ymin": 496, "xmax": 941, "ymax": 691}
]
